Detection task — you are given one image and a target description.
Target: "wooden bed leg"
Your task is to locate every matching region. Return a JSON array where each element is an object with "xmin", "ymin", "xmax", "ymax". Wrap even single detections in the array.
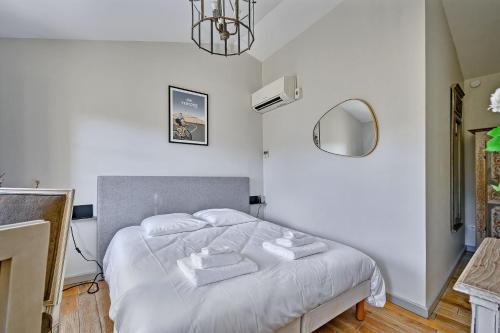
[{"xmin": 356, "ymin": 300, "xmax": 365, "ymax": 321}]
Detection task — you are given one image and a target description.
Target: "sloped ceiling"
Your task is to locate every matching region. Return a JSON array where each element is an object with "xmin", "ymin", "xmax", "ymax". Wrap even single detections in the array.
[
  {"xmin": 0, "ymin": 0, "xmax": 343, "ymax": 61},
  {"xmin": 248, "ymin": 0, "xmax": 344, "ymax": 61},
  {"xmin": 442, "ymin": 0, "xmax": 500, "ymax": 79}
]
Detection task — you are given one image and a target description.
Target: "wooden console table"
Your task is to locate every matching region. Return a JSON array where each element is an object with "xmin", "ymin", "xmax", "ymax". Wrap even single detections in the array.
[{"xmin": 454, "ymin": 238, "xmax": 500, "ymax": 332}]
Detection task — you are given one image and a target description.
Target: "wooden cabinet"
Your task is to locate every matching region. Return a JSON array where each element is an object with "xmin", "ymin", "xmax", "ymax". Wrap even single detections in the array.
[{"xmin": 471, "ymin": 128, "xmax": 500, "ymax": 246}]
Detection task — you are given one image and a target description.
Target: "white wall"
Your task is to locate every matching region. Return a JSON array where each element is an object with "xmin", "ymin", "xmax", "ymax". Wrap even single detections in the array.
[
  {"xmin": 463, "ymin": 72, "xmax": 500, "ymax": 247},
  {"xmin": 0, "ymin": 39, "xmax": 263, "ymax": 278},
  {"xmin": 262, "ymin": 0, "xmax": 427, "ymax": 308},
  {"xmin": 65, "ymin": 219, "xmax": 98, "ymax": 281},
  {"xmin": 424, "ymin": 0, "xmax": 465, "ymax": 309}
]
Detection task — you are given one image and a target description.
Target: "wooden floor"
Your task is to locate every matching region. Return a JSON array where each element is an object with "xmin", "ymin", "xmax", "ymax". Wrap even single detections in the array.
[
  {"xmin": 60, "ymin": 281, "xmax": 114, "ymax": 333},
  {"xmin": 60, "ymin": 252, "xmax": 472, "ymax": 333}
]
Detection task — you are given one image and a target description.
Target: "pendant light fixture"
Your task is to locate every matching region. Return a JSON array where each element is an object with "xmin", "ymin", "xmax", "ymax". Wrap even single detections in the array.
[{"xmin": 190, "ymin": 0, "xmax": 255, "ymax": 56}]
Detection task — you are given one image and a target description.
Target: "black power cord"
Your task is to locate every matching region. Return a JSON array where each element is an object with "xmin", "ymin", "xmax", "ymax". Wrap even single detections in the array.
[
  {"xmin": 256, "ymin": 203, "xmax": 263, "ymax": 219},
  {"xmin": 64, "ymin": 225, "xmax": 104, "ymax": 294}
]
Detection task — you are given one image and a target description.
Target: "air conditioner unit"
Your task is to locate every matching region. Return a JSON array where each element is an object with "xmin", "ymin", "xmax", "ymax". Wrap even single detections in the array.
[{"xmin": 252, "ymin": 76, "xmax": 297, "ymax": 113}]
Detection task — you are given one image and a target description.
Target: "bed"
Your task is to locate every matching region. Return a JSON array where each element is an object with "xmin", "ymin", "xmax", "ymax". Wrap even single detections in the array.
[{"xmin": 97, "ymin": 176, "xmax": 385, "ymax": 333}]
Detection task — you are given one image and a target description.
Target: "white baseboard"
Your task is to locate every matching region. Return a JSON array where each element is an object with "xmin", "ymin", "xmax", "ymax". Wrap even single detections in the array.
[
  {"xmin": 64, "ymin": 272, "xmax": 98, "ymax": 286},
  {"xmin": 466, "ymin": 245, "xmax": 476, "ymax": 253},
  {"xmin": 387, "ymin": 294, "xmax": 429, "ymax": 318},
  {"xmin": 426, "ymin": 246, "xmax": 466, "ymax": 316},
  {"xmin": 388, "ymin": 246, "xmax": 467, "ymax": 319}
]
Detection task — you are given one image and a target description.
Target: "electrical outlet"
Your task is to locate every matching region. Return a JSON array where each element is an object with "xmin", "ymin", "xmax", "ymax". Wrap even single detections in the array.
[{"xmin": 249, "ymin": 195, "xmax": 265, "ymax": 205}]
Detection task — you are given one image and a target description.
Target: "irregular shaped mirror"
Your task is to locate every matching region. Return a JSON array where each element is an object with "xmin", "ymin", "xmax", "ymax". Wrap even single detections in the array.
[{"xmin": 313, "ymin": 99, "xmax": 378, "ymax": 157}]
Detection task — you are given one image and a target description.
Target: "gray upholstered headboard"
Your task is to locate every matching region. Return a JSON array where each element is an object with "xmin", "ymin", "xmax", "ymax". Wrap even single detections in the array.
[{"xmin": 97, "ymin": 176, "xmax": 250, "ymax": 262}]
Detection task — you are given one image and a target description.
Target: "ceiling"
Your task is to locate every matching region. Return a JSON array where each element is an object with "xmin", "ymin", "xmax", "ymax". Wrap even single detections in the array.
[
  {"xmin": 443, "ymin": 0, "xmax": 500, "ymax": 79},
  {"xmin": 2, "ymin": 1, "xmax": 500, "ymax": 73},
  {"xmin": 249, "ymin": 0, "xmax": 344, "ymax": 60},
  {"xmin": 0, "ymin": 0, "xmax": 342, "ymax": 61}
]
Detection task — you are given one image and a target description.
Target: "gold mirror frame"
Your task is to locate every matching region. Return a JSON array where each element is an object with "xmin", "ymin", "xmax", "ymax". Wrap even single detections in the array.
[{"xmin": 313, "ymin": 99, "xmax": 379, "ymax": 157}]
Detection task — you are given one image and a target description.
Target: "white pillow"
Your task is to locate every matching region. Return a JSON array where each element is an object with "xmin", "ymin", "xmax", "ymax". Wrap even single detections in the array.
[
  {"xmin": 141, "ymin": 213, "xmax": 207, "ymax": 237},
  {"xmin": 193, "ymin": 208, "xmax": 258, "ymax": 227}
]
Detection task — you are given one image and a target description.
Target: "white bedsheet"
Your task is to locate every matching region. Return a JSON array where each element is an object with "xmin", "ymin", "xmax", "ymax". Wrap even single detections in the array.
[{"xmin": 104, "ymin": 220, "xmax": 385, "ymax": 333}]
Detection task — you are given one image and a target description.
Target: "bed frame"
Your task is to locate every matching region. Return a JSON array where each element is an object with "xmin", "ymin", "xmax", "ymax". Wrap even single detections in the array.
[{"xmin": 97, "ymin": 176, "xmax": 367, "ymax": 333}]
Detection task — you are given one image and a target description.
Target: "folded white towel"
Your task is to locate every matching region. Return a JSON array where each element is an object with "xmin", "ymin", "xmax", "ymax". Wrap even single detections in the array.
[
  {"xmin": 276, "ymin": 236, "xmax": 315, "ymax": 248},
  {"xmin": 283, "ymin": 231, "xmax": 307, "ymax": 240},
  {"xmin": 177, "ymin": 256, "xmax": 258, "ymax": 286},
  {"xmin": 200, "ymin": 246, "xmax": 232, "ymax": 255},
  {"xmin": 262, "ymin": 241, "xmax": 327, "ymax": 260},
  {"xmin": 190, "ymin": 251, "xmax": 242, "ymax": 269}
]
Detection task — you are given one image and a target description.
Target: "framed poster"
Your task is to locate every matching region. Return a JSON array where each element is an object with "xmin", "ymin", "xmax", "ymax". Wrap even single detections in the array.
[{"xmin": 169, "ymin": 86, "xmax": 208, "ymax": 146}]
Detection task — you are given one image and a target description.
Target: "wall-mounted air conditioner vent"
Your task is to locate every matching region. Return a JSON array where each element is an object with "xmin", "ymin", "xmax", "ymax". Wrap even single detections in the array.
[{"xmin": 252, "ymin": 76, "xmax": 297, "ymax": 113}]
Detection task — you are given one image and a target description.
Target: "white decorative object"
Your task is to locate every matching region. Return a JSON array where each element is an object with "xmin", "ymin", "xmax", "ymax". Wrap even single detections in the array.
[{"xmin": 488, "ymin": 88, "xmax": 500, "ymax": 113}]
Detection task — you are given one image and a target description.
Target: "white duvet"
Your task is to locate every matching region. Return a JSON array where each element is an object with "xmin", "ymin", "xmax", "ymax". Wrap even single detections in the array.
[{"xmin": 104, "ymin": 220, "xmax": 385, "ymax": 333}]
